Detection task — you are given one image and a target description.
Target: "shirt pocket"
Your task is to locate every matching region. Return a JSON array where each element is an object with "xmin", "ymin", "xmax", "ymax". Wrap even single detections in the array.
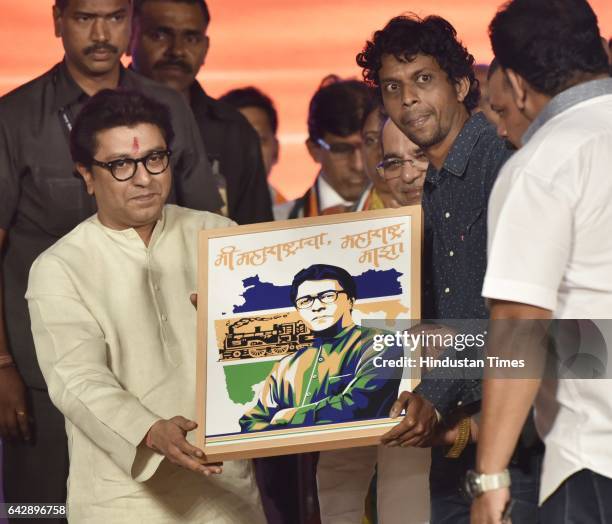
[
  {"xmin": 466, "ymin": 206, "xmax": 484, "ymax": 235},
  {"xmin": 29, "ymin": 165, "xmax": 93, "ymax": 236}
]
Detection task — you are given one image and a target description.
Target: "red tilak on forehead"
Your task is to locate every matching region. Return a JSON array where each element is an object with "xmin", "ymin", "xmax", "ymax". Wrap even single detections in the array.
[{"xmin": 131, "ymin": 137, "xmax": 139, "ymax": 154}]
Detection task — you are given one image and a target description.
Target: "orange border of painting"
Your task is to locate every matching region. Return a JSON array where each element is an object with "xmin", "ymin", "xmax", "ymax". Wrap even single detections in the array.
[{"xmin": 196, "ymin": 206, "xmax": 422, "ymax": 461}]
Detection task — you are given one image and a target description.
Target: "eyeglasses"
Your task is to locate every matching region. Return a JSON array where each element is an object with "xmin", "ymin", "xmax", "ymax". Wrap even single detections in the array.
[
  {"xmin": 376, "ymin": 156, "xmax": 428, "ymax": 180},
  {"xmin": 317, "ymin": 138, "xmax": 362, "ymax": 157},
  {"xmin": 91, "ymin": 150, "xmax": 172, "ymax": 182},
  {"xmin": 295, "ymin": 290, "xmax": 348, "ymax": 310}
]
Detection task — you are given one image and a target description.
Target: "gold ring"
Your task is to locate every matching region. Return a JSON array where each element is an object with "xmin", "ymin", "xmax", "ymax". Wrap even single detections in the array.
[{"xmin": 15, "ymin": 410, "xmax": 26, "ymax": 417}]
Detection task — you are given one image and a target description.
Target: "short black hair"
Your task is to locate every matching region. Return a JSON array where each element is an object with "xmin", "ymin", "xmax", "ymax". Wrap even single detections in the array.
[
  {"xmin": 70, "ymin": 89, "xmax": 174, "ymax": 167},
  {"xmin": 219, "ymin": 87, "xmax": 279, "ymax": 134},
  {"xmin": 489, "ymin": 0, "xmax": 609, "ymax": 97},
  {"xmin": 290, "ymin": 264, "xmax": 357, "ymax": 304},
  {"xmin": 55, "ymin": 0, "xmax": 132, "ymax": 11},
  {"xmin": 133, "ymin": 0, "xmax": 210, "ymax": 25},
  {"xmin": 356, "ymin": 14, "xmax": 480, "ymax": 112},
  {"xmin": 307, "ymin": 78, "xmax": 374, "ymax": 141}
]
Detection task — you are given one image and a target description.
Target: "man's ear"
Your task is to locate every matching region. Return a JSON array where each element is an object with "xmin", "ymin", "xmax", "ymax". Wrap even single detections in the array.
[
  {"xmin": 348, "ymin": 297, "xmax": 355, "ymax": 313},
  {"xmin": 202, "ymin": 35, "xmax": 210, "ymax": 64},
  {"xmin": 601, "ymin": 36, "xmax": 611, "ymax": 65},
  {"xmin": 306, "ymin": 138, "xmax": 323, "ymax": 164},
  {"xmin": 504, "ymin": 69, "xmax": 527, "ymax": 111},
  {"xmin": 76, "ymin": 164, "xmax": 95, "ymax": 195},
  {"xmin": 454, "ymin": 76, "xmax": 471, "ymax": 104},
  {"xmin": 126, "ymin": 2, "xmax": 140, "ymax": 58},
  {"xmin": 52, "ymin": 5, "xmax": 62, "ymax": 38},
  {"xmin": 271, "ymin": 137, "xmax": 280, "ymax": 166}
]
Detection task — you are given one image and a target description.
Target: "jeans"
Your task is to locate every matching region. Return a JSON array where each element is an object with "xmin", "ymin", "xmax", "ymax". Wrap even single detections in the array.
[
  {"xmin": 429, "ymin": 442, "xmax": 543, "ymax": 524},
  {"xmin": 540, "ymin": 469, "xmax": 612, "ymax": 523}
]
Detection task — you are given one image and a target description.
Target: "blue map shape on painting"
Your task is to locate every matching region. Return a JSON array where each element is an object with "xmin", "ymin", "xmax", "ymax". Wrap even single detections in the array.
[{"xmin": 233, "ymin": 269, "xmax": 403, "ymax": 313}]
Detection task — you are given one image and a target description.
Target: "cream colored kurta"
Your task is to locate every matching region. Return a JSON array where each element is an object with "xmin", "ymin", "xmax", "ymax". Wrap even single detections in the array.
[{"xmin": 26, "ymin": 205, "xmax": 264, "ymax": 523}]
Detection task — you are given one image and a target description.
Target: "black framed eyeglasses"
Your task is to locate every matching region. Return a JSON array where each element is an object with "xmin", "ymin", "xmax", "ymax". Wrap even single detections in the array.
[
  {"xmin": 316, "ymin": 138, "xmax": 362, "ymax": 156},
  {"xmin": 91, "ymin": 149, "xmax": 172, "ymax": 182},
  {"xmin": 295, "ymin": 290, "xmax": 348, "ymax": 309},
  {"xmin": 376, "ymin": 156, "xmax": 428, "ymax": 180}
]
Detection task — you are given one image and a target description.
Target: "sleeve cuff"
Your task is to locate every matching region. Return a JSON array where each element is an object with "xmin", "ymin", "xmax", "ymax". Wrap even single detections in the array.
[
  {"xmin": 108, "ymin": 404, "xmax": 163, "ymax": 479},
  {"xmin": 127, "ymin": 412, "xmax": 164, "ymax": 482},
  {"xmin": 482, "ymin": 277, "xmax": 557, "ymax": 311},
  {"xmin": 132, "ymin": 446, "xmax": 165, "ymax": 482},
  {"xmin": 414, "ymin": 379, "xmax": 462, "ymax": 418}
]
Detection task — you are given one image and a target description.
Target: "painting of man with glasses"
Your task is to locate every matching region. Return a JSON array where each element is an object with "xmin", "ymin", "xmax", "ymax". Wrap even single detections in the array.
[{"xmin": 239, "ymin": 263, "xmax": 400, "ymax": 432}]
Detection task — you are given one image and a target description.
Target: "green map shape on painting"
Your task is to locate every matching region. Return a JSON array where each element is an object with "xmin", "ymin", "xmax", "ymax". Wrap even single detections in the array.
[{"xmin": 223, "ymin": 360, "xmax": 277, "ymax": 404}]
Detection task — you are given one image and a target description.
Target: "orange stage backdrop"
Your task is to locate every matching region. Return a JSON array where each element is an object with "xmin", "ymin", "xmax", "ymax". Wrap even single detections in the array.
[{"xmin": 1, "ymin": 1, "xmax": 611, "ymax": 198}]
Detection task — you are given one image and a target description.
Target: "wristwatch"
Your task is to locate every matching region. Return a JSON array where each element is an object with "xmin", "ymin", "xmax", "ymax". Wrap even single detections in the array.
[{"xmin": 464, "ymin": 469, "xmax": 511, "ymax": 498}]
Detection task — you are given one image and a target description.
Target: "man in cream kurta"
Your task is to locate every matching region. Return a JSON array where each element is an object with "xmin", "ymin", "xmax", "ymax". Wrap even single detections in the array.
[{"xmin": 25, "ymin": 89, "xmax": 264, "ymax": 523}]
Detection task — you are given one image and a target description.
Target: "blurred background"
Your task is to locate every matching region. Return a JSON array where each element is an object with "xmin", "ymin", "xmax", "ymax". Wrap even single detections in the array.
[{"xmin": 0, "ymin": 0, "xmax": 611, "ymax": 199}]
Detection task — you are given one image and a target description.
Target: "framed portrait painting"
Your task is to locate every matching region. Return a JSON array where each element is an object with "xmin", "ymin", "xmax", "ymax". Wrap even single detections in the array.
[{"xmin": 196, "ymin": 207, "xmax": 421, "ymax": 461}]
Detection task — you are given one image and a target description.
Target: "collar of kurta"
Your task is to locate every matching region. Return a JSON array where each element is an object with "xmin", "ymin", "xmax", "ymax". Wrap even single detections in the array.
[
  {"xmin": 52, "ymin": 59, "xmax": 132, "ymax": 111},
  {"xmin": 311, "ymin": 323, "xmax": 358, "ymax": 346},
  {"xmin": 91, "ymin": 206, "xmax": 167, "ymax": 248},
  {"xmin": 522, "ymin": 77, "xmax": 612, "ymax": 145},
  {"xmin": 425, "ymin": 111, "xmax": 490, "ymax": 185}
]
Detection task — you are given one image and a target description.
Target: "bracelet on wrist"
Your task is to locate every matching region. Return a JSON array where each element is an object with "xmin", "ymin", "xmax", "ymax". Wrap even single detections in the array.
[{"xmin": 445, "ymin": 417, "xmax": 471, "ymax": 459}]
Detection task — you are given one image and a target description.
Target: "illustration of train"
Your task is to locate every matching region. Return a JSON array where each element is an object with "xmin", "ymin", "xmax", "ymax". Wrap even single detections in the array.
[{"xmin": 221, "ymin": 319, "xmax": 315, "ymax": 360}]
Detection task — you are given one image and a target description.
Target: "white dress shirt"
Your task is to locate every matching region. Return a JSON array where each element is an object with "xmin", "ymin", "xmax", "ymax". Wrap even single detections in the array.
[
  {"xmin": 26, "ymin": 205, "xmax": 264, "ymax": 523},
  {"xmin": 482, "ymin": 79, "xmax": 612, "ymax": 503},
  {"xmin": 317, "ymin": 173, "xmax": 354, "ymax": 212}
]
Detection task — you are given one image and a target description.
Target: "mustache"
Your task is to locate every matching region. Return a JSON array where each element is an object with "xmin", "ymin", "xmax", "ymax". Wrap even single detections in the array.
[
  {"xmin": 84, "ymin": 43, "xmax": 119, "ymax": 55},
  {"xmin": 154, "ymin": 59, "xmax": 193, "ymax": 74}
]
